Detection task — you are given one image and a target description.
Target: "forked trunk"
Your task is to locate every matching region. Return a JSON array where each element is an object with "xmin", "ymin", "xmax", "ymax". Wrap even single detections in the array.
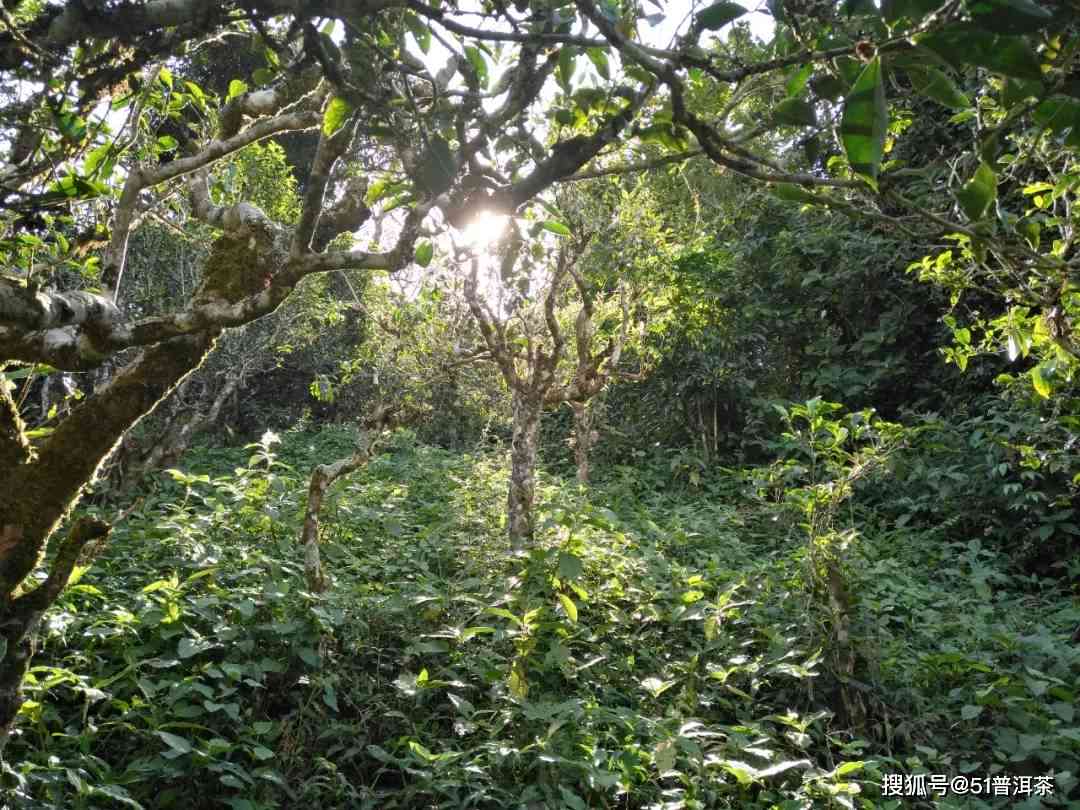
[{"xmin": 507, "ymin": 389, "xmax": 541, "ymax": 550}]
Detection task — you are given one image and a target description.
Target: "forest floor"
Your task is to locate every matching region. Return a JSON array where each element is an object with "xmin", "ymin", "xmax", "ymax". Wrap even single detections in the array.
[{"xmin": 2, "ymin": 426, "xmax": 1077, "ymax": 809}]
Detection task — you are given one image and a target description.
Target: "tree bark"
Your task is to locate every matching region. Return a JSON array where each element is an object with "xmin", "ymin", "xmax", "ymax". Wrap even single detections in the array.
[
  {"xmin": 507, "ymin": 389, "xmax": 542, "ymax": 550},
  {"xmin": 0, "ymin": 515, "xmax": 111, "ymax": 753},
  {"xmin": 571, "ymin": 400, "xmax": 594, "ymax": 486},
  {"xmin": 0, "ymin": 331, "xmax": 217, "ymax": 746},
  {"xmin": 298, "ymin": 408, "xmax": 392, "ymax": 592}
]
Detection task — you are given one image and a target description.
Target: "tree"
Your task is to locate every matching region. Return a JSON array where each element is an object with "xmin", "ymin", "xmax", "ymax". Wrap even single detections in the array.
[
  {"xmin": 573, "ymin": 0, "xmax": 1080, "ymax": 395},
  {"xmin": 0, "ymin": 0, "xmax": 650, "ymax": 745},
  {"xmin": 464, "ymin": 235, "xmax": 574, "ymax": 549},
  {"xmin": 2, "ymin": 0, "xmax": 1077, "ymax": 749},
  {"xmin": 464, "ymin": 222, "xmax": 642, "ymax": 543}
]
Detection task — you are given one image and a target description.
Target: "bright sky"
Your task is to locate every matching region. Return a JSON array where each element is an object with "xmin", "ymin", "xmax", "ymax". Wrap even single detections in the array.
[
  {"xmin": 388, "ymin": 0, "xmax": 776, "ymax": 306},
  {"xmin": 407, "ymin": 0, "xmax": 776, "ymax": 84}
]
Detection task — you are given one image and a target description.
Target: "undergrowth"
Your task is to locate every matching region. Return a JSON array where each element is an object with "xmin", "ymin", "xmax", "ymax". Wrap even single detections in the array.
[{"xmin": 1, "ymin": 424, "xmax": 1077, "ymax": 809}]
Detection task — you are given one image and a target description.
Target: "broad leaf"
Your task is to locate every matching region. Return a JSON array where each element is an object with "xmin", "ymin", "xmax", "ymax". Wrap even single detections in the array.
[
  {"xmin": 965, "ymin": 0, "xmax": 1052, "ymax": 34},
  {"xmin": 542, "ymin": 220, "xmax": 571, "ymax": 236},
  {"xmin": 404, "ymin": 13, "xmax": 432, "ymax": 53},
  {"xmin": 464, "ymin": 46, "xmax": 489, "ymax": 89},
  {"xmin": 156, "ymin": 731, "xmax": 194, "ymax": 755},
  {"xmin": 955, "ymin": 162, "xmax": 997, "ymax": 221},
  {"xmin": 558, "ymin": 593, "xmax": 578, "ymax": 622},
  {"xmin": 918, "ymin": 26, "xmax": 1044, "ymax": 82},
  {"xmin": 696, "ymin": 0, "xmax": 746, "ymax": 29},
  {"xmin": 586, "ymin": 47, "xmax": 610, "ymax": 80},
  {"xmin": 773, "ymin": 97, "xmax": 817, "ymax": 127},
  {"xmin": 882, "ymin": 0, "xmax": 945, "ymax": 24},
  {"xmin": 840, "ymin": 56, "xmax": 888, "ymax": 185},
  {"xmin": 558, "ymin": 552, "xmax": 584, "ymax": 580},
  {"xmin": 415, "ymin": 136, "xmax": 457, "ymax": 195},
  {"xmin": 908, "ymin": 66, "xmax": 970, "ymax": 109},
  {"xmin": 1033, "ymin": 96, "xmax": 1080, "ymax": 148},
  {"xmin": 322, "ymin": 96, "xmax": 354, "ymax": 137},
  {"xmin": 414, "ymin": 241, "xmax": 434, "ymax": 267},
  {"xmin": 772, "ymin": 183, "xmax": 819, "ymax": 203},
  {"xmin": 1031, "ymin": 362, "xmax": 1052, "ymax": 398},
  {"xmin": 558, "ymin": 47, "xmax": 578, "ymax": 89},
  {"xmin": 226, "ymin": 79, "xmax": 248, "ymax": 101}
]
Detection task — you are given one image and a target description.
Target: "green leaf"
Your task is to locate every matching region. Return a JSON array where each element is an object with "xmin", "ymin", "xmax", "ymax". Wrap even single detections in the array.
[
  {"xmin": 404, "ymin": 13, "xmax": 432, "ymax": 54},
  {"xmin": 786, "ymin": 64, "xmax": 813, "ymax": 98},
  {"xmin": 542, "ymin": 220, "xmax": 571, "ymax": 236},
  {"xmin": 882, "ymin": 0, "xmax": 945, "ymax": 24},
  {"xmin": 416, "ymin": 136, "xmax": 457, "ymax": 195},
  {"xmin": 586, "ymin": 48, "xmax": 610, "ymax": 80},
  {"xmin": 961, "ymin": 704, "xmax": 984, "ymax": 720},
  {"xmin": 773, "ymin": 97, "xmax": 817, "ymax": 127},
  {"xmin": 654, "ymin": 738, "xmax": 677, "ymax": 772},
  {"xmin": 558, "ymin": 593, "xmax": 578, "ymax": 623},
  {"xmin": 1031, "ymin": 362, "xmax": 1052, "ymax": 398},
  {"xmin": 907, "ymin": 66, "xmax": 970, "ymax": 109},
  {"xmin": 1033, "ymin": 96, "xmax": 1080, "ymax": 148},
  {"xmin": 1017, "ymin": 218, "xmax": 1040, "ymax": 250},
  {"xmin": 954, "ymin": 162, "xmax": 997, "ymax": 221},
  {"xmin": 508, "ymin": 660, "xmax": 528, "ymax": 698},
  {"xmin": 836, "ymin": 761, "xmax": 865, "ymax": 776},
  {"xmin": 965, "ymin": 0, "xmax": 1053, "ymax": 34},
  {"xmin": 559, "ymin": 47, "xmax": 578, "ymax": 89},
  {"xmin": 696, "ymin": 0, "xmax": 747, "ymax": 29},
  {"xmin": 414, "ymin": 241, "xmax": 434, "ymax": 267},
  {"xmin": 322, "ymin": 96, "xmax": 354, "ymax": 137},
  {"xmin": 1002, "ymin": 76, "xmax": 1044, "ymax": 108},
  {"xmin": 159, "ymin": 67, "xmax": 173, "ymax": 89},
  {"xmin": 155, "ymin": 731, "xmax": 193, "ymax": 755},
  {"xmin": 917, "ymin": 26, "xmax": 1044, "ymax": 82},
  {"xmin": 557, "ymin": 552, "xmax": 584, "ymax": 580},
  {"xmin": 226, "ymin": 79, "xmax": 248, "ymax": 101},
  {"xmin": 840, "ymin": 56, "xmax": 888, "ymax": 185},
  {"xmin": 464, "ymin": 46, "xmax": 489, "ymax": 89},
  {"xmin": 641, "ymin": 676, "xmax": 676, "ymax": 697},
  {"xmin": 178, "ymin": 637, "xmax": 213, "ymax": 659},
  {"xmin": 810, "ymin": 73, "xmax": 847, "ymax": 101}
]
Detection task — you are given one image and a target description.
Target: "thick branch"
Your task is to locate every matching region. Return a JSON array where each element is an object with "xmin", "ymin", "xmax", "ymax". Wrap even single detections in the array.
[
  {"xmin": 8, "ymin": 517, "xmax": 110, "ymax": 613},
  {"xmin": 102, "ymin": 108, "xmax": 321, "ymax": 297},
  {"xmin": 0, "ymin": 331, "xmax": 217, "ymax": 597},
  {"xmin": 292, "ymin": 111, "xmax": 358, "ymax": 255}
]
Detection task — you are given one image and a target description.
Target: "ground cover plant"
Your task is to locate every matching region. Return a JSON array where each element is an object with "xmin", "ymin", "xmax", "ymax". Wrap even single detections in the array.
[
  {"xmin": 2, "ymin": 415, "xmax": 1076, "ymax": 808},
  {"xmin": 3, "ymin": 0, "xmax": 1080, "ymax": 805}
]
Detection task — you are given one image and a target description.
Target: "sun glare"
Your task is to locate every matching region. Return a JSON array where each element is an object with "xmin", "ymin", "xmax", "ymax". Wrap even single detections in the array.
[{"xmin": 459, "ymin": 211, "xmax": 510, "ymax": 250}]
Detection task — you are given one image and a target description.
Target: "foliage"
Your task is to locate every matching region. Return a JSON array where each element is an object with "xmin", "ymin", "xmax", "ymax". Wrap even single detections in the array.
[{"xmin": 4, "ymin": 421, "xmax": 1078, "ymax": 807}]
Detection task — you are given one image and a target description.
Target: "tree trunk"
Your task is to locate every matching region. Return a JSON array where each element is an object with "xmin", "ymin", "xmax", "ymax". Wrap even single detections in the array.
[
  {"xmin": 0, "ymin": 330, "xmax": 217, "ymax": 749},
  {"xmin": 299, "ymin": 443, "xmax": 373, "ymax": 592},
  {"xmin": 571, "ymin": 400, "xmax": 594, "ymax": 486},
  {"xmin": 128, "ymin": 373, "xmax": 239, "ymax": 484},
  {"xmin": 507, "ymin": 389, "xmax": 541, "ymax": 551},
  {"xmin": 0, "ymin": 517, "xmax": 110, "ymax": 751},
  {"xmin": 298, "ymin": 407, "xmax": 392, "ymax": 592}
]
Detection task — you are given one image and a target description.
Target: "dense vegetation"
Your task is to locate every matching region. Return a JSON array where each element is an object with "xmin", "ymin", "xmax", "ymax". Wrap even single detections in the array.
[{"xmin": 2, "ymin": 0, "xmax": 1079, "ymax": 807}]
